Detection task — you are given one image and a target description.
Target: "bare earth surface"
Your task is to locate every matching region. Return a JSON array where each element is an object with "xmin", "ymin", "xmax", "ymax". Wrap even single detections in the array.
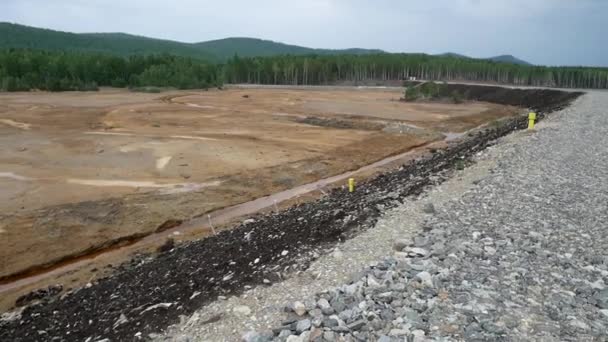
[
  {"xmin": 158, "ymin": 92, "xmax": 608, "ymax": 341},
  {"xmin": 0, "ymin": 87, "xmax": 519, "ymax": 312}
]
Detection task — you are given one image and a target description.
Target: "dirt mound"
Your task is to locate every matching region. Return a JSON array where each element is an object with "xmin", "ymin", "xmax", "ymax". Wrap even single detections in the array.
[
  {"xmin": 0, "ymin": 86, "xmax": 583, "ymax": 341},
  {"xmin": 445, "ymin": 84, "xmax": 583, "ymax": 113}
]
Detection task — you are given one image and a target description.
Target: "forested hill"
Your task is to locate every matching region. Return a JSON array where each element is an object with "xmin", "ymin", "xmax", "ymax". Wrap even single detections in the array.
[
  {"xmin": 2, "ymin": 22, "xmax": 529, "ymax": 64},
  {"xmin": 439, "ymin": 53, "xmax": 530, "ymax": 66},
  {"xmin": 0, "ymin": 23, "xmax": 217, "ymax": 61},
  {"xmin": 0, "ymin": 23, "xmax": 381, "ymax": 61},
  {"xmin": 489, "ymin": 55, "xmax": 531, "ymax": 66},
  {"xmin": 194, "ymin": 38, "xmax": 384, "ymax": 59}
]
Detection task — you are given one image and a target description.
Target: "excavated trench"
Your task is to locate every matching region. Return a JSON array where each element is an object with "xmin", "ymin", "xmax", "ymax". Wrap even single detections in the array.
[{"xmin": 0, "ymin": 85, "xmax": 582, "ymax": 341}]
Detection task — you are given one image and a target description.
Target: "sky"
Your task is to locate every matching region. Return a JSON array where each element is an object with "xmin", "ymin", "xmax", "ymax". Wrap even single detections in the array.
[{"xmin": 0, "ymin": 0, "xmax": 606, "ymax": 67}]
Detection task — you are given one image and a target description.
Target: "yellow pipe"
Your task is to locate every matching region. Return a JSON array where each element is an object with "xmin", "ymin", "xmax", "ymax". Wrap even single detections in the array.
[
  {"xmin": 528, "ymin": 112, "xmax": 536, "ymax": 130},
  {"xmin": 348, "ymin": 178, "xmax": 355, "ymax": 193}
]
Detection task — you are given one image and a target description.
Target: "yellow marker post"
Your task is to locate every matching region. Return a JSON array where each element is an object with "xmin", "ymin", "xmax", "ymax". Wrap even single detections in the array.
[
  {"xmin": 348, "ymin": 178, "xmax": 355, "ymax": 193},
  {"xmin": 528, "ymin": 112, "xmax": 536, "ymax": 130}
]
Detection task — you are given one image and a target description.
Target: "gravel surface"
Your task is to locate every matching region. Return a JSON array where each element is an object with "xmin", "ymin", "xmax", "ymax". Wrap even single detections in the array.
[{"xmin": 161, "ymin": 91, "xmax": 608, "ymax": 341}]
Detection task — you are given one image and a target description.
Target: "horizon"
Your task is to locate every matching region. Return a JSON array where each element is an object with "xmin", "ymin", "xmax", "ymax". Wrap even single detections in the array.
[{"xmin": 1, "ymin": 0, "xmax": 607, "ymax": 67}]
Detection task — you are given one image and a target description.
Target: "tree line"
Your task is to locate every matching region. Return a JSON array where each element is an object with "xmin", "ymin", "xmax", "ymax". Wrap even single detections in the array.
[
  {"xmin": 224, "ymin": 54, "xmax": 608, "ymax": 89},
  {"xmin": 0, "ymin": 49, "xmax": 222, "ymax": 92},
  {"xmin": 2, "ymin": 49, "xmax": 607, "ymax": 92}
]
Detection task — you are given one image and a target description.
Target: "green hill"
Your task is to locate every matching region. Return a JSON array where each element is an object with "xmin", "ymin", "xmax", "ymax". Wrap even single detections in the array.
[
  {"xmin": 195, "ymin": 37, "xmax": 384, "ymax": 59},
  {"xmin": 0, "ymin": 23, "xmax": 382, "ymax": 61},
  {"xmin": 0, "ymin": 22, "xmax": 217, "ymax": 60},
  {"xmin": 0, "ymin": 22, "xmax": 532, "ymax": 65},
  {"xmin": 439, "ymin": 52, "xmax": 531, "ymax": 65},
  {"xmin": 488, "ymin": 54, "xmax": 531, "ymax": 65}
]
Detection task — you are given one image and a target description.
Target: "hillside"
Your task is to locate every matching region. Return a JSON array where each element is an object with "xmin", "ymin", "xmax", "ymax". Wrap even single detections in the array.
[
  {"xmin": 439, "ymin": 52, "xmax": 531, "ymax": 65},
  {"xmin": 488, "ymin": 54, "xmax": 531, "ymax": 65},
  {"xmin": 0, "ymin": 23, "xmax": 381, "ymax": 61},
  {"xmin": 195, "ymin": 37, "xmax": 383, "ymax": 59},
  {"xmin": 0, "ymin": 22, "xmax": 217, "ymax": 60},
  {"xmin": 0, "ymin": 23, "xmax": 532, "ymax": 65}
]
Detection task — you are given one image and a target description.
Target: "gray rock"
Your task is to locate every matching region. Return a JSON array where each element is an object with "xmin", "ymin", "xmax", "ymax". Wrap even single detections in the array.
[
  {"xmin": 322, "ymin": 318, "xmax": 339, "ymax": 328},
  {"xmin": 405, "ymin": 247, "xmax": 429, "ymax": 257},
  {"xmin": 296, "ymin": 319, "xmax": 312, "ymax": 333},
  {"xmin": 388, "ymin": 329, "xmax": 409, "ymax": 336},
  {"xmin": 285, "ymin": 336, "xmax": 303, "ymax": 342},
  {"xmin": 595, "ymin": 289, "xmax": 608, "ymax": 309},
  {"xmin": 322, "ymin": 331, "xmax": 336, "ymax": 342},
  {"xmin": 299, "ymin": 331, "xmax": 311, "ymax": 341},
  {"xmin": 241, "ymin": 331, "xmax": 272, "ymax": 342},
  {"xmin": 411, "ymin": 329, "xmax": 426, "ymax": 342},
  {"xmin": 309, "ymin": 308, "xmax": 323, "ymax": 319},
  {"xmin": 278, "ymin": 330, "xmax": 293, "ymax": 338},
  {"xmin": 415, "ymin": 271, "xmax": 433, "ymax": 287},
  {"xmin": 312, "ymin": 317, "xmax": 323, "ymax": 328},
  {"xmin": 317, "ymin": 298, "xmax": 331, "ymax": 311},
  {"xmin": 331, "ymin": 326, "xmax": 350, "ymax": 333},
  {"xmin": 338, "ymin": 309, "xmax": 353, "ymax": 322},
  {"xmin": 484, "ymin": 246, "xmax": 497, "ymax": 255},
  {"xmin": 344, "ymin": 282, "xmax": 361, "ymax": 295},
  {"xmin": 379, "ymin": 309, "xmax": 395, "ymax": 321},
  {"xmin": 366, "ymin": 276, "xmax": 382, "ymax": 288},
  {"xmin": 335, "ymin": 297, "xmax": 351, "ymax": 312},
  {"xmin": 346, "ymin": 319, "xmax": 366, "ymax": 331},
  {"xmin": 321, "ymin": 307, "xmax": 335, "ymax": 315},
  {"xmin": 422, "ymin": 203, "xmax": 436, "ymax": 214},
  {"xmin": 480, "ymin": 321, "xmax": 504, "ymax": 334}
]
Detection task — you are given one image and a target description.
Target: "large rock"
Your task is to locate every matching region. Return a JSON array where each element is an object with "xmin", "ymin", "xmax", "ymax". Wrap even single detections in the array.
[
  {"xmin": 293, "ymin": 301, "xmax": 307, "ymax": 316},
  {"xmin": 296, "ymin": 319, "xmax": 312, "ymax": 333},
  {"xmin": 415, "ymin": 271, "xmax": 434, "ymax": 288}
]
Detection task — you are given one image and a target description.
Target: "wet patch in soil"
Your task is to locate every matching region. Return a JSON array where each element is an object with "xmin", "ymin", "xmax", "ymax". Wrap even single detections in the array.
[
  {"xmin": 296, "ymin": 116, "xmax": 384, "ymax": 131},
  {"xmin": 0, "ymin": 85, "xmax": 582, "ymax": 341}
]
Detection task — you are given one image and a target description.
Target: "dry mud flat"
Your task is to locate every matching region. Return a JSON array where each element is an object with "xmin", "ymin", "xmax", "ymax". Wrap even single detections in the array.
[
  {"xmin": 0, "ymin": 87, "xmax": 516, "ymax": 292},
  {"xmin": 0, "ymin": 86, "xmax": 581, "ymax": 341}
]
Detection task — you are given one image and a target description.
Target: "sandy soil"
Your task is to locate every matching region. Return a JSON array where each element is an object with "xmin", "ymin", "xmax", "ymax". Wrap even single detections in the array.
[{"xmin": 0, "ymin": 87, "xmax": 519, "ymax": 306}]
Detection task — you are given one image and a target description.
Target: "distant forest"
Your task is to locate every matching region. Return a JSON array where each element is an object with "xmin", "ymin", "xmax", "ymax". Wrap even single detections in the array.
[
  {"xmin": 224, "ymin": 54, "xmax": 608, "ymax": 89},
  {"xmin": 1, "ymin": 49, "xmax": 608, "ymax": 92},
  {"xmin": 0, "ymin": 49, "xmax": 221, "ymax": 91}
]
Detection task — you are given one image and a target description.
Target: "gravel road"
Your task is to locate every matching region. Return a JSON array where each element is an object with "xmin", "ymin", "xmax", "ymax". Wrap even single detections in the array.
[
  {"xmin": 161, "ymin": 91, "xmax": 608, "ymax": 341},
  {"xmin": 265, "ymin": 92, "xmax": 608, "ymax": 341}
]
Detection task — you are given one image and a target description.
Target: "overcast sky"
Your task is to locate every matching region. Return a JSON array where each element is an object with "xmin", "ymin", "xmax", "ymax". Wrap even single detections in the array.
[{"xmin": 1, "ymin": 0, "xmax": 606, "ymax": 67}]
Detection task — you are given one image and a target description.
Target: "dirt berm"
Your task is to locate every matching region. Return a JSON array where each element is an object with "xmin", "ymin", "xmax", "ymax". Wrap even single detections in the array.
[{"xmin": 0, "ymin": 86, "xmax": 582, "ymax": 341}]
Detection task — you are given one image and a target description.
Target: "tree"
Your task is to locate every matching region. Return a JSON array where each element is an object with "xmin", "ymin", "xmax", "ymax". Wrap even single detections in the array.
[{"xmin": 0, "ymin": 49, "xmax": 223, "ymax": 92}]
